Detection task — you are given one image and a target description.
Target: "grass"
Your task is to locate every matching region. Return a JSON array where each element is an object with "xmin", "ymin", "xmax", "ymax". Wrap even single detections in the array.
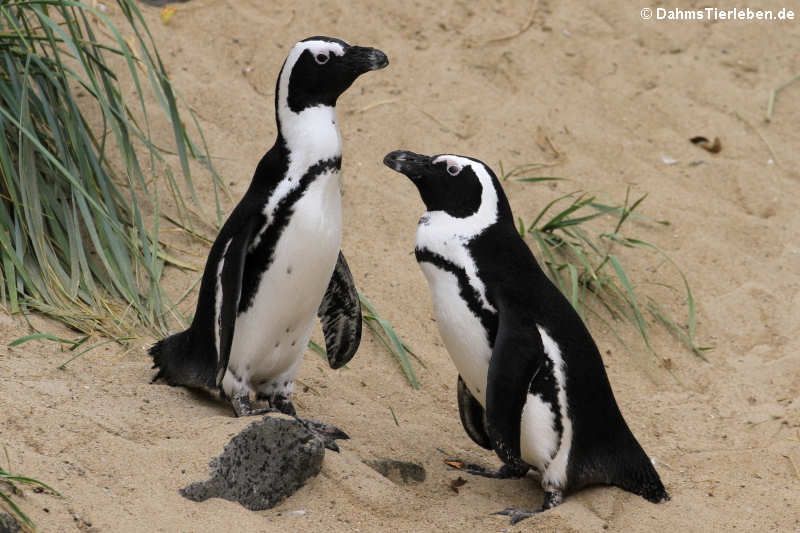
[
  {"xmin": 514, "ymin": 175, "xmax": 709, "ymax": 361},
  {"xmin": 311, "ymin": 294, "xmax": 419, "ymax": 389},
  {"xmin": 0, "ymin": 1, "xmax": 418, "ymax": 391},
  {"xmin": 765, "ymin": 72, "xmax": 800, "ymax": 122},
  {"xmin": 0, "ymin": 0, "xmax": 224, "ymax": 339},
  {"xmin": 1, "ymin": 447, "xmax": 61, "ymax": 532}
]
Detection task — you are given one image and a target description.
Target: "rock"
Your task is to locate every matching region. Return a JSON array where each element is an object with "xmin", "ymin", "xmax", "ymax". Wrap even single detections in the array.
[
  {"xmin": 364, "ymin": 458, "xmax": 426, "ymax": 484},
  {"xmin": 181, "ymin": 416, "xmax": 333, "ymax": 510},
  {"xmin": 0, "ymin": 513, "xmax": 20, "ymax": 533}
]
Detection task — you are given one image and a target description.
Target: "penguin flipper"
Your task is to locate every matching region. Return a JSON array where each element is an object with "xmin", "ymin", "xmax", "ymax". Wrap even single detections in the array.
[
  {"xmin": 456, "ymin": 375, "xmax": 492, "ymax": 450},
  {"xmin": 317, "ymin": 251, "xmax": 362, "ymax": 369},
  {"xmin": 215, "ymin": 222, "xmax": 255, "ymax": 386},
  {"xmin": 485, "ymin": 308, "xmax": 545, "ymax": 466}
]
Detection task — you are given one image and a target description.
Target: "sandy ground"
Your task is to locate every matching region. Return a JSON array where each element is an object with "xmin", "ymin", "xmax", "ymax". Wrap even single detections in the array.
[{"xmin": 2, "ymin": 0, "xmax": 799, "ymax": 531}]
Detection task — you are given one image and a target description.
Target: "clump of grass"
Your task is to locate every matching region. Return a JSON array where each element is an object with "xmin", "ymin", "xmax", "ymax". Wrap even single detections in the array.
[
  {"xmin": 1, "ymin": 454, "xmax": 61, "ymax": 532},
  {"xmin": 0, "ymin": 0, "xmax": 224, "ymax": 338},
  {"xmin": 0, "ymin": 1, "xmax": 418, "ymax": 390},
  {"xmin": 516, "ymin": 179, "xmax": 709, "ymax": 361}
]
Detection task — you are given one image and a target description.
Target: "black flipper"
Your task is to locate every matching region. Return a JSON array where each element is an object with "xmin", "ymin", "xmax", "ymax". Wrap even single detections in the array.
[
  {"xmin": 485, "ymin": 303, "xmax": 545, "ymax": 467},
  {"xmin": 317, "ymin": 251, "xmax": 362, "ymax": 369},
  {"xmin": 215, "ymin": 221, "xmax": 256, "ymax": 386},
  {"xmin": 456, "ymin": 375, "xmax": 492, "ymax": 450}
]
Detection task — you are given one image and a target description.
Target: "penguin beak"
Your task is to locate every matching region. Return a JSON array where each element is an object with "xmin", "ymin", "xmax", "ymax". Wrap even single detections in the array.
[
  {"xmin": 344, "ymin": 46, "xmax": 389, "ymax": 74},
  {"xmin": 383, "ymin": 150, "xmax": 431, "ymax": 180}
]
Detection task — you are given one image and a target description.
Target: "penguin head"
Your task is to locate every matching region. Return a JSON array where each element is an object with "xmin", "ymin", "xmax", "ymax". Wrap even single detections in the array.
[
  {"xmin": 277, "ymin": 37, "xmax": 388, "ymax": 114},
  {"xmin": 384, "ymin": 150, "xmax": 503, "ymax": 219}
]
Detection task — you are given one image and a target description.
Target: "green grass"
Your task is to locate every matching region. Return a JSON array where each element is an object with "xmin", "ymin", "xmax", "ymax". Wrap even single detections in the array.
[
  {"xmin": 1, "ymin": 451, "xmax": 61, "ymax": 532},
  {"xmin": 0, "ymin": 0, "xmax": 224, "ymax": 339},
  {"xmin": 359, "ymin": 293, "xmax": 419, "ymax": 389},
  {"xmin": 0, "ymin": 1, "xmax": 419, "ymax": 391},
  {"xmin": 515, "ymin": 178, "xmax": 710, "ymax": 361},
  {"xmin": 309, "ymin": 294, "xmax": 419, "ymax": 389}
]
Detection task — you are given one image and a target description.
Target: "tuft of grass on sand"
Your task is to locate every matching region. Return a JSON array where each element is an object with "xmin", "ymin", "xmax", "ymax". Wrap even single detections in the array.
[
  {"xmin": 515, "ymin": 177, "xmax": 710, "ymax": 361},
  {"xmin": 359, "ymin": 294, "xmax": 419, "ymax": 389},
  {"xmin": 0, "ymin": 450, "xmax": 62, "ymax": 532},
  {"xmin": 0, "ymin": 0, "xmax": 224, "ymax": 339}
]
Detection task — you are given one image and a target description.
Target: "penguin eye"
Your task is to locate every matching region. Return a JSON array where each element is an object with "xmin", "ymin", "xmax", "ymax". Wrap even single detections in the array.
[
  {"xmin": 447, "ymin": 165, "xmax": 461, "ymax": 176},
  {"xmin": 314, "ymin": 53, "xmax": 329, "ymax": 65}
]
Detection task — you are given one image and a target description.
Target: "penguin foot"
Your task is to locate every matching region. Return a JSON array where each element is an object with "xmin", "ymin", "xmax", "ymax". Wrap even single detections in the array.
[
  {"xmin": 231, "ymin": 394, "xmax": 277, "ymax": 417},
  {"xmin": 493, "ymin": 488, "xmax": 563, "ymax": 523},
  {"xmin": 444, "ymin": 459, "xmax": 529, "ymax": 479},
  {"xmin": 297, "ymin": 418, "xmax": 349, "ymax": 453},
  {"xmin": 492, "ymin": 507, "xmax": 540, "ymax": 525}
]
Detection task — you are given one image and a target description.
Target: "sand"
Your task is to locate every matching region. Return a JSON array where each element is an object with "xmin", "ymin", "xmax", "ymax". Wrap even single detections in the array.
[{"xmin": 1, "ymin": 0, "xmax": 798, "ymax": 531}]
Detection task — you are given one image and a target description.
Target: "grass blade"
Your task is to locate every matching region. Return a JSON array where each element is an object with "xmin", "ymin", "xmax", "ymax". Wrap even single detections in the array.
[{"xmin": 359, "ymin": 293, "xmax": 419, "ymax": 389}]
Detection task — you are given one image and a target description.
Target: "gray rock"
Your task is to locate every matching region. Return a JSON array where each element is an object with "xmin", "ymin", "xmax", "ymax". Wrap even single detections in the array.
[
  {"xmin": 0, "ymin": 513, "xmax": 20, "ymax": 533},
  {"xmin": 181, "ymin": 416, "xmax": 330, "ymax": 510},
  {"xmin": 364, "ymin": 458, "xmax": 426, "ymax": 484}
]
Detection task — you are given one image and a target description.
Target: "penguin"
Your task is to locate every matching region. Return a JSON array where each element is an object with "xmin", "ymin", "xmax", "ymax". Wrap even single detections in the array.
[
  {"xmin": 383, "ymin": 150, "xmax": 669, "ymax": 523},
  {"xmin": 150, "ymin": 37, "xmax": 388, "ymax": 432}
]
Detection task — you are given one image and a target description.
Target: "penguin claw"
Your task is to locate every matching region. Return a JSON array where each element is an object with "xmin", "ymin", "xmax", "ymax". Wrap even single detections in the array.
[
  {"xmin": 444, "ymin": 458, "xmax": 528, "ymax": 479},
  {"xmin": 492, "ymin": 507, "xmax": 539, "ymax": 525},
  {"xmin": 297, "ymin": 418, "xmax": 349, "ymax": 452},
  {"xmin": 231, "ymin": 394, "xmax": 278, "ymax": 417}
]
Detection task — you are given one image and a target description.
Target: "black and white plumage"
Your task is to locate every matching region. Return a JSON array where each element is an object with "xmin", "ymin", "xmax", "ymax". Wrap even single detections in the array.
[
  {"xmin": 150, "ymin": 37, "xmax": 388, "ymax": 424},
  {"xmin": 384, "ymin": 150, "xmax": 668, "ymax": 523}
]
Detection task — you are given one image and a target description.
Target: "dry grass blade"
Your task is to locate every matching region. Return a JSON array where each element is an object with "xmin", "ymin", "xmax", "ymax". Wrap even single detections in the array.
[{"xmin": 765, "ymin": 72, "xmax": 800, "ymax": 122}]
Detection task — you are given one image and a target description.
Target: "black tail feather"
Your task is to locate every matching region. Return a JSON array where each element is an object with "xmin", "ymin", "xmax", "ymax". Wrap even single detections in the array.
[
  {"xmin": 569, "ymin": 427, "xmax": 669, "ymax": 504},
  {"xmin": 149, "ymin": 330, "xmax": 216, "ymax": 389},
  {"xmin": 612, "ymin": 454, "xmax": 670, "ymax": 503}
]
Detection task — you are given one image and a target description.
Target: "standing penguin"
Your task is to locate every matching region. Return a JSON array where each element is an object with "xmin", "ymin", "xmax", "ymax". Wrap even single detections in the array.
[
  {"xmin": 151, "ymin": 37, "xmax": 388, "ymax": 428},
  {"xmin": 383, "ymin": 150, "xmax": 668, "ymax": 523}
]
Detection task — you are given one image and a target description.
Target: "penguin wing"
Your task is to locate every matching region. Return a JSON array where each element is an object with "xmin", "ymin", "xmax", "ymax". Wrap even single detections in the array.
[
  {"xmin": 485, "ymin": 309, "xmax": 545, "ymax": 464},
  {"xmin": 317, "ymin": 251, "xmax": 362, "ymax": 369},
  {"xmin": 215, "ymin": 222, "xmax": 255, "ymax": 385},
  {"xmin": 457, "ymin": 375, "xmax": 492, "ymax": 449}
]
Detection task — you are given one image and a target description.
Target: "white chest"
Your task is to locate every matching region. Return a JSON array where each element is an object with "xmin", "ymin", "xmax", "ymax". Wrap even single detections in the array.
[
  {"xmin": 226, "ymin": 169, "xmax": 342, "ymax": 389},
  {"xmin": 419, "ymin": 254, "xmax": 570, "ymax": 478},
  {"xmin": 419, "ymin": 262, "xmax": 492, "ymax": 404}
]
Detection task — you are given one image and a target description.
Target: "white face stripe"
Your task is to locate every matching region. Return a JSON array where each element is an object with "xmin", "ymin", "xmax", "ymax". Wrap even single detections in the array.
[
  {"xmin": 432, "ymin": 155, "xmax": 463, "ymax": 175},
  {"xmin": 415, "ymin": 156, "xmax": 499, "ymax": 313},
  {"xmin": 276, "ymin": 39, "xmax": 345, "ymax": 127},
  {"xmin": 258, "ymin": 40, "xmax": 345, "ymax": 241}
]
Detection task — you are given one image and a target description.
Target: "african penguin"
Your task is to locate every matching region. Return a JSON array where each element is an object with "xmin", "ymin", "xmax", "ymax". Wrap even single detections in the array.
[
  {"xmin": 383, "ymin": 150, "xmax": 669, "ymax": 523},
  {"xmin": 150, "ymin": 37, "xmax": 388, "ymax": 437}
]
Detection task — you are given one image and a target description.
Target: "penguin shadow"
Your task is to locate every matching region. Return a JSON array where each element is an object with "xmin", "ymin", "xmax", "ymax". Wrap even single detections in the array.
[{"xmin": 182, "ymin": 387, "xmax": 233, "ymax": 417}]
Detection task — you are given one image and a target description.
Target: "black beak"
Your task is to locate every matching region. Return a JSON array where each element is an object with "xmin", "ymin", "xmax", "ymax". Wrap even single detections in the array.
[
  {"xmin": 345, "ymin": 46, "xmax": 389, "ymax": 74},
  {"xmin": 383, "ymin": 150, "xmax": 431, "ymax": 178}
]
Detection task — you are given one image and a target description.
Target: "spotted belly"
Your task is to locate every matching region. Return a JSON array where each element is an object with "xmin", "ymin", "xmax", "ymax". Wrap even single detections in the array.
[{"xmin": 221, "ymin": 170, "xmax": 342, "ymax": 403}]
